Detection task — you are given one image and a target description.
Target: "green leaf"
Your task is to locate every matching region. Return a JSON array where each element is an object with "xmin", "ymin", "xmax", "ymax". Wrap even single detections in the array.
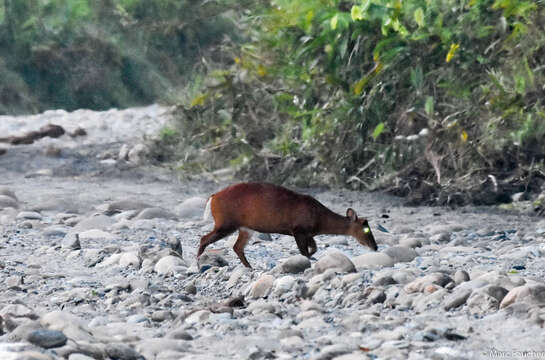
[
  {"xmin": 372, "ymin": 122, "xmax": 385, "ymax": 140},
  {"xmin": 330, "ymin": 14, "xmax": 338, "ymax": 30},
  {"xmin": 425, "ymin": 96, "xmax": 434, "ymax": 116},
  {"xmin": 414, "ymin": 8, "xmax": 425, "ymax": 27}
]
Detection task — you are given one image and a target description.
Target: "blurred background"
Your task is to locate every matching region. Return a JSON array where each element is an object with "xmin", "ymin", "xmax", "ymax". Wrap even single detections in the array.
[{"xmin": 1, "ymin": 0, "xmax": 544, "ymax": 208}]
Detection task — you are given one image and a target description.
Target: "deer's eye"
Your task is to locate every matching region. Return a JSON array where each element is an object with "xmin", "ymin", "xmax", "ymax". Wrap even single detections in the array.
[{"xmin": 363, "ymin": 227, "xmax": 370, "ymax": 233}]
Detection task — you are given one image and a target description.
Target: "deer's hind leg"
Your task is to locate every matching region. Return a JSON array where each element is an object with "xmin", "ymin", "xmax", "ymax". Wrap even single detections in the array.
[{"xmin": 233, "ymin": 228, "xmax": 253, "ymax": 268}]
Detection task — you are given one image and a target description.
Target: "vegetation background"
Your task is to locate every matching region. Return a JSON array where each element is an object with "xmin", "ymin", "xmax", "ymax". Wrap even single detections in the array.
[{"xmin": 1, "ymin": 0, "xmax": 544, "ymax": 208}]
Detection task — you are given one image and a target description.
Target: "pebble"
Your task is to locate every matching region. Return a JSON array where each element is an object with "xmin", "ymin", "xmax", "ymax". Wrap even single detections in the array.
[
  {"xmin": 454, "ymin": 270, "xmax": 470, "ymax": 285},
  {"xmin": 249, "ymin": 274, "xmax": 275, "ymax": 298},
  {"xmin": 383, "ymin": 246, "xmax": 417, "ymax": 263},
  {"xmin": 154, "ymin": 255, "xmax": 187, "ymax": 275},
  {"xmin": 352, "ymin": 252, "xmax": 395, "ymax": 269},
  {"xmin": 105, "ymin": 343, "xmax": 144, "ymax": 360},
  {"xmin": 0, "ymin": 195, "xmax": 18, "ymax": 209},
  {"xmin": 119, "ymin": 251, "xmax": 142, "ymax": 268},
  {"xmin": 443, "ymin": 288, "xmax": 472, "ymax": 310},
  {"xmin": 27, "ymin": 329, "xmax": 67, "ymax": 348},
  {"xmin": 314, "ymin": 249, "xmax": 356, "ymax": 273},
  {"xmin": 16, "ymin": 211, "xmax": 42, "ymax": 220},
  {"xmin": 500, "ymin": 284, "xmax": 545, "ymax": 309},
  {"xmin": 281, "ymin": 255, "xmax": 311, "ymax": 274},
  {"xmin": 135, "ymin": 207, "xmax": 177, "ymax": 220},
  {"xmin": 175, "ymin": 197, "xmax": 207, "ymax": 219}
]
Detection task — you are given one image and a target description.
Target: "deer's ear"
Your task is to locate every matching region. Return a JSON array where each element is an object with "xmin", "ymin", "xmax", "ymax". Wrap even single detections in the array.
[{"xmin": 346, "ymin": 208, "xmax": 358, "ymax": 221}]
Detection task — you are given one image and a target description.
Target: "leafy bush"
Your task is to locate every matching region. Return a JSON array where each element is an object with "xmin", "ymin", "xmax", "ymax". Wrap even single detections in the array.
[{"xmin": 168, "ymin": 0, "xmax": 545, "ymax": 203}]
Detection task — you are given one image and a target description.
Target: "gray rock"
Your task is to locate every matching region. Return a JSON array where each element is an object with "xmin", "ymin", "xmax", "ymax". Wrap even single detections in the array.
[
  {"xmin": 399, "ymin": 237, "xmax": 422, "ymax": 248},
  {"xmin": 197, "ymin": 252, "xmax": 229, "ymax": 268},
  {"xmin": 62, "ymin": 233, "xmax": 81, "ymax": 250},
  {"xmin": 128, "ymin": 143, "xmax": 148, "ymax": 164},
  {"xmin": 467, "ymin": 285, "xmax": 508, "ymax": 314},
  {"xmin": 69, "ymin": 354, "xmax": 96, "ymax": 360},
  {"xmin": 443, "ymin": 289, "xmax": 472, "ymax": 310},
  {"xmin": 105, "ymin": 343, "xmax": 144, "ymax": 360},
  {"xmin": 0, "ymin": 187, "xmax": 17, "ymax": 201},
  {"xmin": 454, "ymin": 270, "xmax": 470, "ymax": 285},
  {"xmin": 0, "ymin": 195, "xmax": 18, "ymax": 209},
  {"xmin": 135, "ymin": 207, "xmax": 177, "ymax": 220},
  {"xmin": 352, "ymin": 252, "xmax": 394, "ymax": 270},
  {"xmin": 27, "ymin": 329, "xmax": 67, "ymax": 348},
  {"xmin": 372, "ymin": 275, "xmax": 397, "ymax": 287},
  {"xmin": 44, "ymin": 225, "xmax": 69, "ymax": 237},
  {"xmin": 118, "ymin": 144, "xmax": 130, "ymax": 161},
  {"xmin": 429, "ymin": 232, "xmax": 451, "ymax": 243},
  {"xmin": 249, "ymin": 274, "xmax": 275, "ymax": 298},
  {"xmin": 315, "ymin": 249, "xmax": 356, "ymax": 273},
  {"xmin": 119, "ymin": 251, "xmax": 142, "ymax": 269},
  {"xmin": 281, "ymin": 255, "xmax": 311, "ymax": 274},
  {"xmin": 154, "ymin": 256, "xmax": 187, "ymax": 275},
  {"xmin": 74, "ymin": 214, "xmax": 114, "ymax": 231},
  {"xmin": 273, "ymin": 275, "xmax": 296, "ymax": 296},
  {"xmin": 312, "ymin": 344, "xmax": 354, "ymax": 360},
  {"xmin": 383, "ymin": 246, "xmax": 417, "ymax": 263},
  {"xmin": 78, "ymin": 229, "xmax": 116, "ymax": 241},
  {"xmin": 175, "ymin": 197, "xmax": 207, "ymax": 219},
  {"xmin": 6, "ymin": 275, "xmax": 23, "ymax": 289},
  {"xmin": 16, "ymin": 211, "xmax": 42, "ymax": 220},
  {"xmin": 105, "ymin": 200, "xmax": 151, "ymax": 215},
  {"xmin": 135, "ymin": 338, "xmax": 189, "ymax": 360}
]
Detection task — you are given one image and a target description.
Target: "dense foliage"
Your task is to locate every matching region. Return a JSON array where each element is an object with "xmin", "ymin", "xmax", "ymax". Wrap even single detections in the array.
[
  {"xmin": 0, "ymin": 0, "xmax": 237, "ymax": 113},
  {"xmin": 167, "ymin": 0, "xmax": 545, "ymax": 204}
]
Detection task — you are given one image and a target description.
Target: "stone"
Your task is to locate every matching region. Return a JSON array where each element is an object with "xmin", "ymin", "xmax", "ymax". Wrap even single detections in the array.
[
  {"xmin": 273, "ymin": 275, "xmax": 296, "ymax": 296},
  {"xmin": 105, "ymin": 200, "xmax": 151, "ymax": 215},
  {"xmin": 429, "ymin": 232, "xmax": 451, "ymax": 243},
  {"xmin": 105, "ymin": 343, "xmax": 144, "ymax": 360},
  {"xmin": 0, "ymin": 187, "xmax": 17, "ymax": 201},
  {"xmin": 314, "ymin": 249, "xmax": 356, "ymax": 273},
  {"xmin": 44, "ymin": 225, "xmax": 69, "ymax": 237},
  {"xmin": 500, "ymin": 284, "xmax": 545, "ymax": 309},
  {"xmin": 249, "ymin": 274, "xmax": 275, "ymax": 298},
  {"xmin": 78, "ymin": 229, "xmax": 116, "ymax": 241},
  {"xmin": 466, "ymin": 285, "xmax": 508, "ymax": 314},
  {"xmin": 175, "ymin": 197, "xmax": 208, "ymax": 219},
  {"xmin": 40, "ymin": 311, "xmax": 94, "ymax": 342},
  {"xmin": 118, "ymin": 144, "xmax": 130, "ymax": 161},
  {"xmin": 352, "ymin": 252, "xmax": 394, "ymax": 270},
  {"xmin": 454, "ymin": 270, "xmax": 470, "ymax": 285},
  {"xmin": 16, "ymin": 211, "xmax": 42, "ymax": 220},
  {"xmin": 0, "ymin": 195, "xmax": 18, "ymax": 209},
  {"xmin": 73, "ymin": 214, "xmax": 114, "ymax": 231},
  {"xmin": 197, "ymin": 252, "xmax": 229, "ymax": 268},
  {"xmin": 313, "ymin": 344, "xmax": 354, "ymax": 360},
  {"xmin": 154, "ymin": 256, "xmax": 187, "ymax": 275},
  {"xmin": 404, "ymin": 273, "xmax": 453, "ymax": 294},
  {"xmin": 62, "ymin": 233, "xmax": 81, "ymax": 250},
  {"xmin": 128, "ymin": 143, "xmax": 148, "ymax": 164},
  {"xmin": 281, "ymin": 255, "xmax": 311, "ymax": 274},
  {"xmin": 135, "ymin": 207, "xmax": 177, "ymax": 220},
  {"xmin": 27, "ymin": 329, "xmax": 67, "ymax": 349},
  {"xmin": 372, "ymin": 275, "xmax": 397, "ymax": 287},
  {"xmin": 443, "ymin": 289, "xmax": 472, "ymax": 310},
  {"xmin": 399, "ymin": 237, "xmax": 422, "ymax": 248},
  {"xmin": 119, "ymin": 251, "xmax": 142, "ymax": 269},
  {"xmin": 383, "ymin": 246, "xmax": 417, "ymax": 263}
]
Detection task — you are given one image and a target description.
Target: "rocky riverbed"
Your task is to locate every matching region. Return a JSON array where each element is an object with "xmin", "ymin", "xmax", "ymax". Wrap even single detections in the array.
[{"xmin": 1, "ymin": 106, "xmax": 545, "ymax": 360}]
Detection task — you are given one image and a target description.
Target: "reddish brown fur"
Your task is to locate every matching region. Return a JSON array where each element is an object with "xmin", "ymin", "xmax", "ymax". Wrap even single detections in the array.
[{"xmin": 197, "ymin": 182, "xmax": 377, "ymax": 268}]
